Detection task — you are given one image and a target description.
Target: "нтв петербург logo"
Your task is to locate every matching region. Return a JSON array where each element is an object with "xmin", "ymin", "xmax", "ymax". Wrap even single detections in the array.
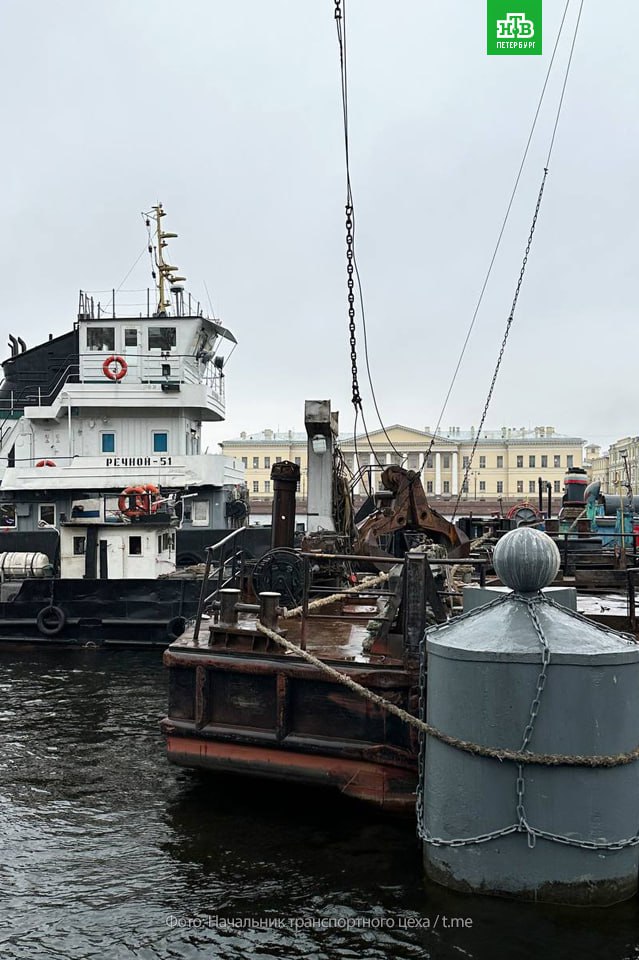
[{"xmin": 487, "ymin": 1, "xmax": 542, "ymax": 55}]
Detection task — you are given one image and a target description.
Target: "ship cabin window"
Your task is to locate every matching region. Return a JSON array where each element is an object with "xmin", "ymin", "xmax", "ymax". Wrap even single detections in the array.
[
  {"xmin": 87, "ymin": 327, "xmax": 115, "ymax": 351},
  {"xmin": 0, "ymin": 503, "xmax": 16, "ymax": 528},
  {"xmin": 148, "ymin": 327, "xmax": 177, "ymax": 351},
  {"xmin": 39, "ymin": 504, "xmax": 56, "ymax": 526},
  {"xmin": 157, "ymin": 532, "xmax": 174, "ymax": 553},
  {"xmin": 129, "ymin": 536, "xmax": 142, "ymax": 556},
  {"xmin": 124, "ymin": 328, "xmax": 138, "ymax": 347},
  {"xmin": 153, "ymin": 432, "xmax": 168, "ymax": 453},
  {"xmin": 73, "ymin": 536, "xmax": 86, "ymax": 555},
  {"xmin": 101, "ymin": 433, "xmax": 115, "ymax": 453},
  {"xmin": 192, "ymin": 501, "xmax": 210, "ymax": 525}
]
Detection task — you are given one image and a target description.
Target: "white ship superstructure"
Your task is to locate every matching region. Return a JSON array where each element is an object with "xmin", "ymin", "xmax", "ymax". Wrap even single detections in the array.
[{"xmin": 0, "ymin": 205, "xmax": 245, "ymax": 540}]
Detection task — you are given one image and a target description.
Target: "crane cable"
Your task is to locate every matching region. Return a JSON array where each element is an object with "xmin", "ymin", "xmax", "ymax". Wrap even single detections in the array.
[
  {"xmin": 419, "ymin": 0, "xmax": 573, "ymax": 477},
  {"xmin": 452, "ymin": 0, "xmax": 585, "ymax": 521}
]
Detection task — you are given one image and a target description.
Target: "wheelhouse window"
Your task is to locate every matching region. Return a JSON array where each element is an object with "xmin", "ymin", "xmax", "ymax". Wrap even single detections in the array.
[
  {"xmin": 87, "ymin": 327, "xmax": 115, "ymax": 351},
  {"xmin": 148, "ymin": 327, "xmax": 176, "ymax": 351},
  {"xmin": 153, "ymin": 432, "xmax": 168, "ymax": 453},
  {"xmin": 0, "ymin": 503, "xmax": 16, "ymax": 527},
  {"xmin": 129, "ymin": 536, "xmax": 142, "ymax": 556},
  {"xmin": 39, "ymin": 504, "xmax": 56, "ymax": 526},
  {"xmin": 101, "ymin": 433, "xmax": 115, "ymax": 453},
  {"xmin": 124, "ymin": 328, "xmax": 138, "ymax": 347},
  {"xmin": 73, "ymin": 536, "xmax": 86, "ymax": 555}
]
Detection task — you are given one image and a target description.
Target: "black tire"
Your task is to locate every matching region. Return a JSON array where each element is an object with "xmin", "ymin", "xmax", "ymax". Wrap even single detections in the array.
[
  {"xmin": 167, "ymin": 616, "xmax": 187, "ymax": 641},
  {"xmin": 36, "ymin": 605, "xmax": 66, "ymax": 637}
]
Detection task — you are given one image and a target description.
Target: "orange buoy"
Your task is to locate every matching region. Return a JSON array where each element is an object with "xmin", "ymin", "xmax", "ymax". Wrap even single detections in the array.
[{"xmin": 102, "ymin": 355, "xmax": 128, "ymax": 381}]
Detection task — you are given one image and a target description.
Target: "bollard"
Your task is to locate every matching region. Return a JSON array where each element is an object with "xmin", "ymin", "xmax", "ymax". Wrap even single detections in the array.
[
  {"xmin": 259, "ymin": 591, "xmax": 281, "ymax": 631},
  {"xmin": 218, "ymin": 588, "xmax": 241, "ymax": 626}
]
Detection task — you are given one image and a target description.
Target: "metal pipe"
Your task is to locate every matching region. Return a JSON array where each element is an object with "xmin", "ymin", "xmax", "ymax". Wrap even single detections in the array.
[{"xmin": 270, "ymin": 460, "xmax": 301, "ymax": 549}]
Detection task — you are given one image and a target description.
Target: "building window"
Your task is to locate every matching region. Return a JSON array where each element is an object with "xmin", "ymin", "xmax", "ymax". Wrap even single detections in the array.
[
  {"xmin": 124, "ymin": 328, "xmax": 138, "ymax": 347},
  {"xmin": 264, "ymin": 456, "xmax": 271, "ymax": 469},
  {"xmin": 529, "ymin": 456, "xmax": 536, "ymax": 468},
  {"xmin": 264, "ymin": 481, "xmax": 271, "ymax": 493},
  {"xmin": 567, "ymin": 455, "xmax": 574, "ymax": 469},
  {"xmin": 276, "ymin": 456, "xmax": 282, "ymax": 463},
  {"xmin": 529, "ymin": 481, "xmax": 536, "ymax": 493},
  {"xmin": 516, "ymin": 456, "xmax": 523, "ymax": 468},
  {"xmin": 153, "ymin": 433, "xmax": 168, "ymax": 453},
  {"xmin": 462, "ymin": 481, "xmax": 469, "ymax": 493},
  {"xmin": 87, "ymin": 326, "xmax": 115, "ymax": 351},
  {"xmin": 497, "ymin": 455, "xmax": 504, "ymax": 468},
  {"xmin": 39, "ymin": 504, "xmax": 56, "ymax": 526},
  {"xmin": 541, "ymin": 455, "xmax": 548, "ymax": 468},
  {"xmin": 554, "ymin": 480, "xmax": 561, "ymax": 493},
  {"xmin": 253, "ymin": 456, "xmax": 259, "ymax": 469},
  {"xmin": 443, "ymin": 454, "xmax": 450, "ymax": 469},
  {"xmin": 294, "ymin": 457, "xmax": 301, "ymax": 466},
  {"xmin": 427, "ymin": 480, "xmax": 433, "ymax": 493},
  {"xmin": 497, "ymin": 481, "xmax": 503, "ymax": 493},
  {"xmin": 101, "ymin": 432, "xmax": 115, "ymax": 453},
  {"xmin": 426, "ymin": 456, "xmax": 433, "ymax": 469},
  {"xmin": 129, "ymin": 536, "xmax": 142, "ymax": 556},
  {"xmin": 241, "ymin": 457, "xmax": 248, "ymax": 469},
  {"xmin": 148, "ymin": 327, "xmax": 176, "ymax": 350},
  {"xmin": 479, "ymin": 481, "xmax": 486, "ymax": 492},
  {"xmin": 554, "ymin": 455, "xmax": 561, "ymax": 468},
  {"xmin": 73, "ymin": 536, "xmax": 86, "ymax": 555},
  {"xmin": 252, "ymin": 481, "xmax": 259, "ymax": 493},
  {"xmin": 407, "ymin": 453, "xmax": 419, "ymax": 469},
  {"xmin": 443, "ymin": 481, "xmax": 450, "ymax": 493},
  {"xmin": 517, "ymin": 480, "xmax": 524, "ymax": 494},
  {"xmin": 479, "ymin": 456, "xmax": 486, "ymax": 469},
  {"xmin": 463, "ymin": 456, "xmax": 470, "ymax": 468}
]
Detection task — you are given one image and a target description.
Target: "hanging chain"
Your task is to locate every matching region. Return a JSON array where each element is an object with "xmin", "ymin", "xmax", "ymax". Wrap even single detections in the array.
[
  {"xmin": 452, "ymin": 167, "xmax": 549, "ymax": 519},
  {"xmin": 346, "ymin": 202, "xmax": 361, "ymax": 407}
]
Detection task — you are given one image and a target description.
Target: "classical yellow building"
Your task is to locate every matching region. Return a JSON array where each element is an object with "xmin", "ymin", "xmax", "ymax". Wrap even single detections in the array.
[{"xmin": 221, "ymin": 424, "xmax": 586, "ymax": 504}]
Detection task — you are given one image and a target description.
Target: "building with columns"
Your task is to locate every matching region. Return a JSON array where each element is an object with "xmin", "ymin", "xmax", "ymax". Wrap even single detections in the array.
[{"xmin": 221, "ymin": 424, "xmax": 586, "ymax": 509}]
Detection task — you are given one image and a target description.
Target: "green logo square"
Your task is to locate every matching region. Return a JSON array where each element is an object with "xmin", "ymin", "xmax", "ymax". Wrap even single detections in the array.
[{"xmin": 487, "ymin": 0, "xmax": 542, "ymax": 55}]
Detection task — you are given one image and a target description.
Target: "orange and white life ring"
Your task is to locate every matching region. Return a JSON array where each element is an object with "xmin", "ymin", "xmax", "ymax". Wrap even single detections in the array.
[
  {"xmin": 103, "ymin": 355, "xmax": 128, "ymax": 381},
  {"xmin": 35, "ymin": 459, "xmax": 57, "ymax": 467},
  {"xmin": 118, "ymin": 483, "xmax": 160, "ymax": 519}
]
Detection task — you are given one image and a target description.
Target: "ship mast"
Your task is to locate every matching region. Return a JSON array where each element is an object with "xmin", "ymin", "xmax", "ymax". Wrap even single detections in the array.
[{"xmin": 150, "ymin": 203, "xmax": 186, "ymax": 316}]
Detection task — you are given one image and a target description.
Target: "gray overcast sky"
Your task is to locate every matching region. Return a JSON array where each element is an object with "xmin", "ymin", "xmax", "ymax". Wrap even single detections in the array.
[{"xmin": 1, "ymin": 1, "xmax": 635, "ymax": 451}]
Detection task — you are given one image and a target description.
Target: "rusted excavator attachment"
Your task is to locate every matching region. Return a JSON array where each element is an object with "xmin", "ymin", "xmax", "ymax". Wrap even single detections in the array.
[{"xmin": 355, "ymin": 465, "xmax": 469, "ymax": 559}]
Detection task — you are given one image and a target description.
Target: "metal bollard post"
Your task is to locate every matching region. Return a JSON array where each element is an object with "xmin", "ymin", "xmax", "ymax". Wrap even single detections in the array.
[
  {"xmin": 259, "ymin": 591, "xmax": 281, "ymax": 631},
  {"xmin": 219, "ymin": 588, "xmax": 241, "ymax": 626}
]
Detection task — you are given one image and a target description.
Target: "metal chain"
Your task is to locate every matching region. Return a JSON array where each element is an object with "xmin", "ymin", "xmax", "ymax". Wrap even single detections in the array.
[
  {"xmin": 346, "ymin": 202, "xmax": 361, "ymax": 407},
  {"xmin": 452, "ymin": 168, "xmax": 549, "ymax": 519}
]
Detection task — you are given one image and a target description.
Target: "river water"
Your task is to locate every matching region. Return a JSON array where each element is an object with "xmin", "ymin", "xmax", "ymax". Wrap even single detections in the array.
[{"xmin": 1, "ymin": 646, "xmax": 639, "ymax": 960}]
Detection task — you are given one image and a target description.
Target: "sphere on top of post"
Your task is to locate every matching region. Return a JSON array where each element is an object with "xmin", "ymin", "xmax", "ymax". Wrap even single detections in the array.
[{"xmin": 493, "ymin": 526, "xmax": 561, "ymax": 594}]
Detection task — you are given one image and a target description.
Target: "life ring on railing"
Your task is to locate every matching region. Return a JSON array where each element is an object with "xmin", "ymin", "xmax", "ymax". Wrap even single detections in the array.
[
  {"xmin": 36, "ymin": 605, "xmax": 66, "ymax": 637},
  {"xmin": 102, "ymin": 355, "xmax": 128, "ymax": 381},
  {"xmin": 118, "ymin": 483, "xmax": 161, "ymax": 518},
  {"xmin": 35, "ymin": 460, "xmax": 56, "ymax": 468}
]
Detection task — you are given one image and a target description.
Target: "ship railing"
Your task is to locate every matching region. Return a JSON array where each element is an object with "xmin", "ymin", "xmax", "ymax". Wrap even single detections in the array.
[
  {"xmin": 192, "ymin": 527, "xmax": 249, "ymax": 640},
  {"xmin": 79, "ymin": 288, "xmax": 207, "ymax": 320},
  {"xmin": 0, "ymin": 362, "xmax": 81, "ymax": 416}
]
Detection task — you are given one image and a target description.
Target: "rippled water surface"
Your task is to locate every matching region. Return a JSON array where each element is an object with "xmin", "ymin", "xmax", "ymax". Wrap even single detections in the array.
[{"xmin": 1, "ymin": 647, "xmax": 639, "ymax": 960}]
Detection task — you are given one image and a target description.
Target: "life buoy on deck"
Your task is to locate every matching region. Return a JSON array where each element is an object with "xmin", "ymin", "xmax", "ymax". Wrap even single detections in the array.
[
  {"xmin": 102, "ymin": 355, "xmax": 128, "ymax": 381},
  {"xmin": 36, "ymin": 605, "xmax": 66, "ymax": 637},
  {"xmin": 118, "ymin": 483, "xmax": 160, "ymax": 518},
  {"xmin": 35, "ymin": 460, "xmax": 57, "ymax": 468}
]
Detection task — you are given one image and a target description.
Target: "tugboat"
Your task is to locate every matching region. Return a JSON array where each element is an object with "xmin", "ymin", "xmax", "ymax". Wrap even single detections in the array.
[
  {"xmin": 0, "ymin": 203, "xmax": 254, "ymax": 567},
  {"xmin": 0, "ymin": 204, "xmax": 270, "ymax": 646}
]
